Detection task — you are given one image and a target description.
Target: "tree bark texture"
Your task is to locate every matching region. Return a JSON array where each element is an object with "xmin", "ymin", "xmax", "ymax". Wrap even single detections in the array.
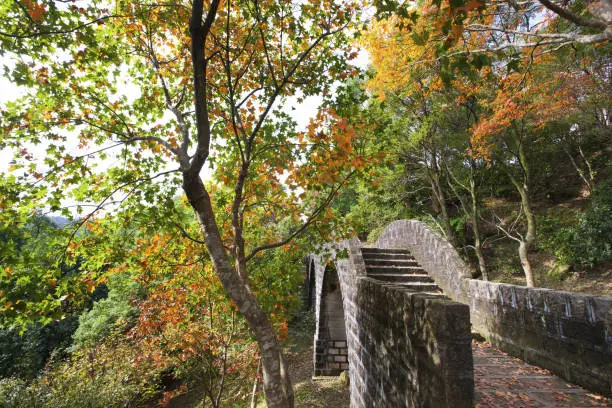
[{"xmin": 518, "ymin": 240, "xmax": 535, "ymax": 287}]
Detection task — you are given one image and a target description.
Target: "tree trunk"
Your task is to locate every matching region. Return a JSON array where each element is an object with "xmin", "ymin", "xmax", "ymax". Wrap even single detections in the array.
[
  {"xmin": 519, "ymin": 183, "xmax": 536, "ymax": 249},
  {"xmin": 565, "ymin": 147, "xmax": 593, "ymax": 194},
  {"xmin": 429, "ymin": 154, "xmax": 456, "ymax": 246},
  {"xmin": 472, "ymin": 215, "xmax": 488, "ymax": 280},
  {"xmin": 469, "ymin": 179, "xmax": 488, "ymax": 280},
  {"xmin": 517, "ymin": 140, "xmax": 536, "ymax": 249},
  {"xmin": 518, "ymin": 240, "xmax": 535, "ymax": 287},
  {"xmin": 507, "ymin": 172, "xmax": 536, "ymax": 250},
  {"xmin": 183, "ymin": 174, "xmax": 294, "ymax": 408}
]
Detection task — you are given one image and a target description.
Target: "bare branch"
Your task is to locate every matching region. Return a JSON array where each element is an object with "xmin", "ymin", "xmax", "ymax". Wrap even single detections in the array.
[
  {"xmin": 245, "ymin": 173, "xmax": 354, "ymax": 262},
  {"xmin": 123, "ymin": 135, "xmax": 184, "ymax": 159},
  {"xmin": 145, "ymin": 34, "xmax": 190, "ymax": 167},
  {"xmin": 537, "ymin": 0, "xmax": 608, "ymax": 29},
  {"xmin": 174, "ymin": 222, "xmax": 207, "ymax": 245}
]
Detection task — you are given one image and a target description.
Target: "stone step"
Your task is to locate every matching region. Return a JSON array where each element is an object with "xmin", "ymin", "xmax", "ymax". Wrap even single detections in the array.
[
  {"xmin": 363, "ymin": 258, "xmax": 419, "ymax": 267},
  {"xmin": 362, "ymin": 253, "xmax": 416, "ymax": 262},
  {"xmin": 361, "ymin": 247, "xmax": 411, "ymax": 255},
  {"xmin": 396, "ymin": 283, "xmax": 442, "ymax": 292},
  {"xmin": 365, "ymin": 265, "xmax": 425, "ymax": 275},
  {"xmin": 367, "ymin": 274, "xmax": 433, "ymax": 283}
]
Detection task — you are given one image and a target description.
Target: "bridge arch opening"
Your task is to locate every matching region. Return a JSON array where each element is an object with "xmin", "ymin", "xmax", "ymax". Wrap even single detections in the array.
[
  {"xmin": 307, "ymin": 258, "xmax": 316, "ymax": 311},
  {"xmin": 314, "ymin": 262, "xmax": 348, "ymax": 376}
]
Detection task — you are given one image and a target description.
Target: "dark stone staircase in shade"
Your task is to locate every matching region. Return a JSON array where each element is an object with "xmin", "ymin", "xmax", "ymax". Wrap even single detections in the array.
[{"xmin": 361, "ymin": 247, "xmax": 443, "ymax": 294}]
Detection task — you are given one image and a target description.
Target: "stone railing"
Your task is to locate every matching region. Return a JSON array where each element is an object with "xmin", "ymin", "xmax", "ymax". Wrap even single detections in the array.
[{"xmin": 375, "ymin": 219, "xmax": 612, "ymax": 396}]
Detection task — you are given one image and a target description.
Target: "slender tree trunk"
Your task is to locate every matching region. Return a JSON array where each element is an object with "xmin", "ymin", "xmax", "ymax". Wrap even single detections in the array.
[
  {"xmin": 469, "ymin": 178, "xmax": 488, "ymax": 280},
  {"xmin": 471, "ymin": 212, "xmax": 488, "ymax": 281},
  {"xmin": 506, "ymin": 172, "xmax": 537, "ymax": 282},
  {"xmin": 251, "ymin": 359, "xmax": 262, "ymax": 408},
  {"xmin": 517, "ymin": 140, "xmax": 536, "ymax": 248},
  {"xmin": 506, "ymin": 171, "xmax": 536, "ymax": 249},
  {"xmin": 503, "ymin": 133, "xmax": 537, "ymax": 284},
  {"xmin": 565, "ymin": 147, "xmax": 593, "ymax": 194},
  {"xmin": 518, "ymin": 240, "xmax": 535, "ymax": 287},
  {"xmin": 444, "ymin": 158, "xmax": 486, "ymax": 278},
  {"xmin": 183, "ymin": 175, "xmax": 294, "ymax": 408},
  {"xmin": 429, "ymin": 153, "xmax": 456, "ymax": 246}
]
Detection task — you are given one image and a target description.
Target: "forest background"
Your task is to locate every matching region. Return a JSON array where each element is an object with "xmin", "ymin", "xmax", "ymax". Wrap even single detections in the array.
[{"xmin": 0, "ymin": 0, "xmax": 610, "ymax": 407}]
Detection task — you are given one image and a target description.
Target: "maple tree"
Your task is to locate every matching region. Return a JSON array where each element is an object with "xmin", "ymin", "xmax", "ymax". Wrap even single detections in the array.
[{"xmin": 0, "ymin": 0, "xmax": 367, "ymax": 406}]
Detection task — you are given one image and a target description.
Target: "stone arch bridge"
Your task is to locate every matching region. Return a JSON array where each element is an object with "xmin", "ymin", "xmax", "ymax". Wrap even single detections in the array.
[{"xmin": 303, "ymin": 220, "xmax": 611, "ymax": 407}]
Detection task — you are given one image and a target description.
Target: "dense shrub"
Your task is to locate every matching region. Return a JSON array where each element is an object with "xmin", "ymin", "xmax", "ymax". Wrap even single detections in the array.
[
  {"xmin": 71, "ymin": 273, "xmax": 141, "ymax": 350},
  {"xmin": 0, "ymin": 318, "xmax": 78, "ymax": 380},
  {"xmin": 0, "ymin": 377, "xmax": 43, "ymax": 408},
  {"xmin": 571, "ymin": 179, "xmax": 612, "ymax": 267},
  {"xmin": 0, "ymin": 335, "xmax": 161, "ymax": 408},
  {"xmin": 537, "ymin": 209, "xmax": 579, "ymax": 266}
]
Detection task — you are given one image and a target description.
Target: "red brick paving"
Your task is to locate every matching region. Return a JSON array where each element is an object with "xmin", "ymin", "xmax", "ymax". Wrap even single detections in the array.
[{"xmin": 473, "ymin": 341, "xmax": 610, "ymax": 408}]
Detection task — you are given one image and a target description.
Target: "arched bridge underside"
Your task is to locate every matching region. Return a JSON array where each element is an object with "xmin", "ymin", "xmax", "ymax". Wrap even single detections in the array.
[{"xmin": 305, "ymin": 220, "xmax": 611, "ymax": 408}]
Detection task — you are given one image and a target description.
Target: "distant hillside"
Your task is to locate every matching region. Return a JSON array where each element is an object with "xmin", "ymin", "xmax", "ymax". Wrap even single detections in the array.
[{"xmin": 48, "ymin": 216, "xmax": 72, "ymax": 228}]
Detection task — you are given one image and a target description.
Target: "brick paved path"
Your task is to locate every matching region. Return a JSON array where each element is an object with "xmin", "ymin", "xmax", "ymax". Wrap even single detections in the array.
[{"xmin": 473, "ymin": 341, "xmax": 610, "ymax": 407}]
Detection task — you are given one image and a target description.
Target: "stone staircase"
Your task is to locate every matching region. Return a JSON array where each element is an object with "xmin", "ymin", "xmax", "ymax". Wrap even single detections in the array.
[{"xmin": 361, "ymin": 247, "xmax": 442, "ymax": 294}]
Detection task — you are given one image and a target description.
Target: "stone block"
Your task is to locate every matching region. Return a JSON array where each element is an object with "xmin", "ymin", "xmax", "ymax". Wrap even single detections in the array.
[
  {"xmin": 439, "ymin": 341, "xmax": 474, "ymax": 374},
  {"xmin": 444, "ymin": 376, "xmax": 475, "ymax": 408},
  {"xmin": 568, "ymin": 365, "xmax": 611, "ymax": 397},
  {"xmin": 523, "ymin": 347, "xmax": 569, "ymax": 379}
]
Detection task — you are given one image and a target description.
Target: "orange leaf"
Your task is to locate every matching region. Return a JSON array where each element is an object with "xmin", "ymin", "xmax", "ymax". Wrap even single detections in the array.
[{"xmin": 27, "ymin": 1, "xmax": 46, "ymax": 21}]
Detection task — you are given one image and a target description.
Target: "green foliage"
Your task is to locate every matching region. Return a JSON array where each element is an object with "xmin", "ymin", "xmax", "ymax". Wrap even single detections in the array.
[
  {"xmin": 0, "ymin": 318, "xmax": 78, "ymax": 380},
  {"xmin": 71, "ymin": 273, "xmax": 142, "ymax": 350},
  {"xmin": 287, "ymin": 310, "xmax": 316, "ymax": 352},
  {"xmin": 0, "ymin": 377, "xmax": 42, "ymax": 408},
  {"xmin": 536, "ymin": 179, "xmax": 612, "ymax": 269},
  {"xmin": 0, "ymin": 214, "xmax": 88, "ymax": 330},
  {"xmin": 537, "ymin": 209, "xmax": 579, "ymax": 266},
  {"xmin": 571, "ymin": 179, "xmax": 612, "ymax": 267},
  {"xmin": 0, "ymin": 334, "xmax": 161, "ymax": 408},
  {"xmin": 250, "ymin": 248, "xmax": 304, "ymax": 322}
]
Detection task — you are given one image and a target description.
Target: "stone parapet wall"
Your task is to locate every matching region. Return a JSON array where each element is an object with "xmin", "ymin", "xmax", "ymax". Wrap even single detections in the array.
[
  {"xmin": 375, "ymin": 220, "xmax": 471, "ymax": 303},
  {"xmin": 345, "ymin": 274, "xmax": 473, "ymax": 407},
  {"xmin": 468, "ymin": 279, "xmax": 612, "ymax": 396},
  {"xmin": 375, "ymin": 219, "xmax": 612, "ymax": 397},
  {"xmin": 306, "ymin": 243, "xmax": 474, "ymax": 407}
]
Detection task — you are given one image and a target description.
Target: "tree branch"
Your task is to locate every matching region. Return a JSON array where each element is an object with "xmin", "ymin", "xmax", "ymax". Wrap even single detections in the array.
[
  {"xmin": 537, "ymin": 0, "xmax": 608, "ymax": 29},
  {"xmin": 245, "ymin": 173, "xmax": 353, "ymax": 262},
  {"xmin": 188, "ymin": 0, "xmax": 221, "ymax": 176}
]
